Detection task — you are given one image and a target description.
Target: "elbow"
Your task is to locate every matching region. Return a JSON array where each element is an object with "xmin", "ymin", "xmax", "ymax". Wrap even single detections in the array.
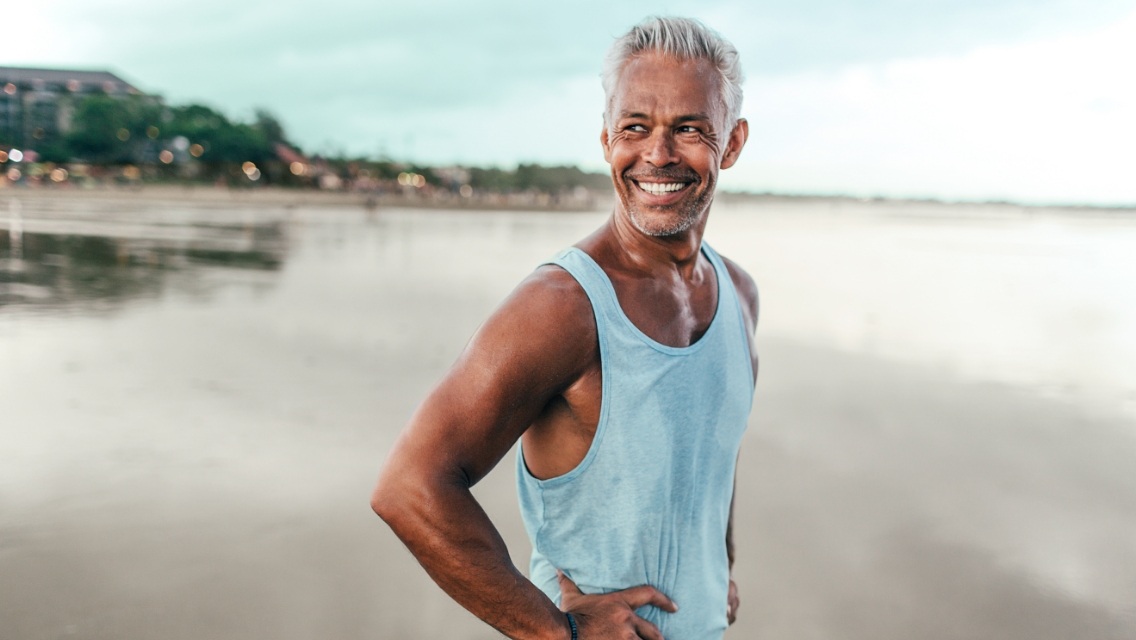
[
  {"xmin": 371, "ymin": 455, "xmax": 464, "ymax": 532},
  {"xmin": 371, "ymin": 442, "xmax": 419, "ymax": 524},
  {"xmin": 371, "ymin": 461, "xmax": 434, "ymax": 530},
  {"xmin": 370, "ymin": 473, "xmax": 403, "ymax": 525}
]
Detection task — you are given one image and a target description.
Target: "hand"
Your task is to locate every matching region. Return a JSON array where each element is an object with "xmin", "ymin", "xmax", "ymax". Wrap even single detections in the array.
[
  {"xmin": 726, "ymin": 578, "xmax": 739, "ymax": 625},
  {"xmin": 557, "ymin": 570, "xmax": 678, "ymax": 640}
]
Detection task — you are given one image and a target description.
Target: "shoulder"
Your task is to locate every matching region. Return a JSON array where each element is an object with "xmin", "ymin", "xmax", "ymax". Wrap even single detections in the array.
[
  {"xmin": 717, "ymin": 253, "xmax": 759, "ymax": 322},
  {"xmin": 461, "ymin": 262, "xmax": 597, "ymax": 384},
  {"xmin": 506, "ymin": 263, "xmax": 595, "ymax": 335}
]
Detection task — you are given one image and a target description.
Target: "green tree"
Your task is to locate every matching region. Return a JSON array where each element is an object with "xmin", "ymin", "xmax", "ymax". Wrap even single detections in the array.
[
  {"xmin": 254, "ymin": 109, "xmax": 287, "ymax": 146},
  {"xmin": 64, "ymin": 94, "xmax": 163, "ymax": 163},
  {"xmin": 162, "ymin": 104, "xmax": 269, "ymax": 164},
  {"xmin": 469, "ymin": 167, "xmax": 514, "ymax": 192},
  {"xmin": 66, "ymin": 95, "xmax": 141, "ymax": 163}
]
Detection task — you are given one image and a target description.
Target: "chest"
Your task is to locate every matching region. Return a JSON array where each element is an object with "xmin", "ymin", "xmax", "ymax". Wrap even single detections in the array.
[{"xmin": 606, "ymin": 264, "xmax": 719, "ymax": 349}]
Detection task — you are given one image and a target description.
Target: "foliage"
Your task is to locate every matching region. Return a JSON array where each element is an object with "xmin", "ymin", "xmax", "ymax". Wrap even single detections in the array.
[
  {"xmin": 48, "ymin": 94, "xmax": 611, "ymax": 194},
  {"xmin": 469, "ymin": 167, "xmax": 513, "ymax": 192},
  {"xmin": 65, "ymin": 95, "xmax": 160, "ymax": 163},
  {"xmin": 162, "ymin": 104, "xmax": 275, "ymax": 164},
  {"xmin": 471, "ymin": 164, "xmax": 610, "ymax": 193},
  {"xmin": 63, "ymin": 95, "xmax": 287, "ymax": 166}
]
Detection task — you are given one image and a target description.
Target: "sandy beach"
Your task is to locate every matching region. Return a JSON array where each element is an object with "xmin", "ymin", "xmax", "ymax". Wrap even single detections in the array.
[{"xmin": 1, "ymin": 194, "xmax": 1134, "ymax": 639}]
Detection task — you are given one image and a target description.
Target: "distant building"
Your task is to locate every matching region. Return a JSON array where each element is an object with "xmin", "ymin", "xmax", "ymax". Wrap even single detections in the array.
[{"xmin": 0, "ymin": 67, "xmax": 142, "ymax": 151}]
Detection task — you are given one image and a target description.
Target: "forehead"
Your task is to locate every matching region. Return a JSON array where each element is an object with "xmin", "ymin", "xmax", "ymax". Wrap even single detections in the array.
[{"xmin": 611, "ymin": 53, "xmax": 722, "ymax": 121}]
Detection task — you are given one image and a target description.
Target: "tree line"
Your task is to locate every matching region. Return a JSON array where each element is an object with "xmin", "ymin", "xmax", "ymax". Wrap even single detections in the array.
[
  {"xmin": 24, "ymin": 94, "xmax": 611, "ymax": 194},
  {"xmin": 32, "ymin": 95, "xmax": 283, "ymax": 166}
]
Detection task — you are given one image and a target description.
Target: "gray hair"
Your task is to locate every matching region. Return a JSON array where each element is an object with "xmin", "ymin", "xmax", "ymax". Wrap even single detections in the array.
[{"xmin": 602, "ymin": 16, "xmax": 745, "ymax": 132}]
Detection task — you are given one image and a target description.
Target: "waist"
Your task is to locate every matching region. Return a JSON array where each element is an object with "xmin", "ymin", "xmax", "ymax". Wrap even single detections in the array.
[{"xmin": 530, "ymin": 549, "xmax": 729, "ymax": 640}]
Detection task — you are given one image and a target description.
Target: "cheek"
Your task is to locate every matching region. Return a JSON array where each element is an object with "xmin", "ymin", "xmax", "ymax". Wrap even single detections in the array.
[
  {"xmin": 681, "ymin": 141, "xmax": 719, "ymax": 174},
  {"xmin": 607, "ymin": 138, "xmax": 641, "ymax": 166},
  {"xmin": 698, "ymin": 135, "xmax": 724, "ymax": 156}
]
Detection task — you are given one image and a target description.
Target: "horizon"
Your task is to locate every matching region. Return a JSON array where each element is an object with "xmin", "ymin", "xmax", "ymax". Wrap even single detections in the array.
[{"xmin": 4, "ymin": 1, "xmax": 1135, "ymax": 206}]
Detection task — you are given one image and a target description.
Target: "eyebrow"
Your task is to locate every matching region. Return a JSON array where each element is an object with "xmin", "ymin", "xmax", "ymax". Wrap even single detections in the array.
[
  {"xmin": 676, "ymin": 113, "xmax": 712, "ymax": 123},
  {"xmin": 622, "ymin": 111, "xmax": 708, "ymax": 122},
  {"xmin": 618, "ymin": 111, "xmax": 713, "ymax": 123}
]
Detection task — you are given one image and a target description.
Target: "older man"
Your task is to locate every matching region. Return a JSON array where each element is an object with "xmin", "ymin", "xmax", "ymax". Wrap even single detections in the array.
[{"xmin": 372, "ymin": 17, "xmax": 757, "ymax": 640}]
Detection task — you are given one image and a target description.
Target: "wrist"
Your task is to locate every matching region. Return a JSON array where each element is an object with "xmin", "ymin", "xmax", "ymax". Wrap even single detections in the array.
[
  {"xmin": 535, "ymin": 609, "xmax": 574, "ymax": 640},
  {"xmin": 565, "ymin": 612, "xmax": 578, "ymax": 640}
]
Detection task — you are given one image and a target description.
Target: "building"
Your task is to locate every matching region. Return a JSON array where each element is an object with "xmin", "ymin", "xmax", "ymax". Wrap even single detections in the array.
[{"xmin": 0, "ymin": 67, "xmax": 141, "ymax": 152}]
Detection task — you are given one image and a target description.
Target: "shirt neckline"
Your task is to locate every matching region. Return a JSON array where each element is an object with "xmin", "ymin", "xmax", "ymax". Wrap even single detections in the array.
[{"xmin": 568, "ymin": 244, "xmax": 724, "ymax": 356}]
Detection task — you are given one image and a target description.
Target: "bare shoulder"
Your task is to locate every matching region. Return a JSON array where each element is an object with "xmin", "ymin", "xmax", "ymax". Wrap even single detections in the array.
[
  {"xmin": 399, "ymin": 263, "xmax": 597, "ymax": 486},
  {"xmin": 718, "ymin": 254, "xmax": 759, "ymax": 323},
  {"xmin": 460, "ymin": 263, "xmax": 597, "ymax": 389},
  {"xmin": 495, "ymin": 264, "xmax": 594, "ymax": 346}
]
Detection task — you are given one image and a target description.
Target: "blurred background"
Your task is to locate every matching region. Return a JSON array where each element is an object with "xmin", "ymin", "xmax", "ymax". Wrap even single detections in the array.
[{"xmin": 2, "ymin": 2, "xmax": 1135, "ymax": 639}]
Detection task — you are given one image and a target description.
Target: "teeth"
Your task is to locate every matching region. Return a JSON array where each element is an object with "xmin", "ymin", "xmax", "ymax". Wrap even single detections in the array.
[{"xmin": 637, "ymin": 181, "xmax": 687, "ymax": 196}]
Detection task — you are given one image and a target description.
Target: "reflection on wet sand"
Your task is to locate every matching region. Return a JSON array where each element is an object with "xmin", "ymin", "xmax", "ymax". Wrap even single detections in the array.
[
  {"xmin": 1, "ymin": 197, "xmax": 286, "ymax": 310},
  {"xmin": 0, "ymin": 198, "xmax": 1133, "ymax": 639}
]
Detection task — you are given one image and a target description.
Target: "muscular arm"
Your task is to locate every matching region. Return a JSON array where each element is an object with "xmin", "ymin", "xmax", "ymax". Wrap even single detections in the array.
[
  {"xmin": 722, "ymin": 255, "xmax": 759, "ymax": 378},
  {"xmin": 726, "ymin": 464, "xmax": 740, "ymax": 624},
  {"xmin": 726, "ymin": 475, "xmax": 736, "ymax": 570},
  {"xmin": 723, "ymin": 255, "xmax": 759, "ymax": 566},
  {"xmin": 371, "ymin": 267, "xmax": 592, "ymax": 640},
  {"xmin": 722, "ymin": 255, "xmax": 758, "ymax": 625},
  {"xmin": 373, "ymin": 265, "xmax": 677, "ymax": 640}
]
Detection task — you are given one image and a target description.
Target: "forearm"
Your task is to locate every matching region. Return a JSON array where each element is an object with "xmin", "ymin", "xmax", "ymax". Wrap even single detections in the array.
[
  {"xmin": 374, "ymin": 472, "xmax": 568, "ymax": 640},
  {"xmin": 726, "ymin": 506, "xmax": 735, "ymax": 570},
  {"xmin": 726, "ymin": 474, "xmax": 736, "ymax": 569}
]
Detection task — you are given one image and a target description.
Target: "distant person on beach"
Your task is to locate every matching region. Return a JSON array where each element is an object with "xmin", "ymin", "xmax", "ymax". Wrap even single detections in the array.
[{"xmin": 372, "ymin": 17, "xmax": 756, "ymax": 640}]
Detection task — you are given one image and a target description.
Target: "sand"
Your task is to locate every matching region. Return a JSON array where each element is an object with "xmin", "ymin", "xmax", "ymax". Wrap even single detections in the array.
[{"xmin": 1, "ymin": 195, "xmax": 1133, "ymax": 639}]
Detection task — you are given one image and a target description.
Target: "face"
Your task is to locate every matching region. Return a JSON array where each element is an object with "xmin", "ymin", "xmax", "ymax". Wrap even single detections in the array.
[{"xmin": 602, "ymin": 53, "xmax": 748, "ymax": 237}]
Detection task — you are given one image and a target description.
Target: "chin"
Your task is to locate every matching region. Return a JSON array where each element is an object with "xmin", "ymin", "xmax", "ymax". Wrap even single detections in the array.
[
  {"xmin": 628, "ymin": 207, "xmax": 701, "ymax": 237},
  {"xmin": 621, "ymin": 188, "xmax": 712, "ymax": 238}
]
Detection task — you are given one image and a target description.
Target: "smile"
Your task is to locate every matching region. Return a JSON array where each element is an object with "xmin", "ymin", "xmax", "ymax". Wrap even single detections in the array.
[{"xmin": 634, "ymin": 181, "xmax": 691, "ymax": 196}]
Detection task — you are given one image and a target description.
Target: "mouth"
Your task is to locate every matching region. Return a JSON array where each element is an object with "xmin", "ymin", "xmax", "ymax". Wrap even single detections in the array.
[{"xmin": 631, "ymin": 179, "xmax": 694, "ymax": 199}]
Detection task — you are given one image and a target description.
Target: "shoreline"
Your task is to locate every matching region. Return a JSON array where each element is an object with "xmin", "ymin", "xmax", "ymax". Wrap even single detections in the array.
[
  {"xmin": 0, "ymin": 184, "xmax": 614, "ymax": 212},
  {"xmin": 2, "ymin": 184, "xmax": 1132, "ymax": 216}
]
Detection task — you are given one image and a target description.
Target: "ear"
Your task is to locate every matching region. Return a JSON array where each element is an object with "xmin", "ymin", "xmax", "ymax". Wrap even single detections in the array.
[
  {"xmin": 600, "ymin": 124, "xmax": 613, "ymax": 164},
  {"xmin": 719, "ymin": 119, "xmax": 749, "ymax": 170}
]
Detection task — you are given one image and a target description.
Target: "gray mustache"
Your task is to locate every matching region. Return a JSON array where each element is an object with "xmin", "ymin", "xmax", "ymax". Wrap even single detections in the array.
[{"xmin": 624, "ymin": 171, "xmax": 699, "ymax": 183}]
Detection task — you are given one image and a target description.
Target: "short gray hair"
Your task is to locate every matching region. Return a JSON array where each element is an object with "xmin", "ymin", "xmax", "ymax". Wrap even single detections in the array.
[{"xmin": 602, "ymin": 17, "xmax": 745, "ymax": 132}]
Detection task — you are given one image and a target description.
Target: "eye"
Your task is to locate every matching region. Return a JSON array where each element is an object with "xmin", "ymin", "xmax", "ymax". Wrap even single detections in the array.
[
  {"xmin": 677, "ymin": 125, "xmax": 700, "ymax": 134},
  {"xmin": 625, "ymin": 124, "xmax": 648, "ymax": 132}
]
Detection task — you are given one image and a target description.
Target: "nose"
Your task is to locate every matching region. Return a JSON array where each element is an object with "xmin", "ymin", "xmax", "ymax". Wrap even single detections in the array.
[{"xmin": 643, "ymin": 128, "xmax": 679, "ymax": 167}]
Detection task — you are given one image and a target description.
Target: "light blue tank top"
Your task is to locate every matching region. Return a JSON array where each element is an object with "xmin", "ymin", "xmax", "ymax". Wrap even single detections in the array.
[{"xmin": 516, "ymin": 242, "xmax": 755, "ymax": 640}]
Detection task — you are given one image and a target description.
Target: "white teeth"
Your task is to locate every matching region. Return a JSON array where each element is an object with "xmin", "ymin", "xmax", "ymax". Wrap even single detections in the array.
[{"xmin": 637, "ymin": 181, "xmax": 687, "ymax": 196}]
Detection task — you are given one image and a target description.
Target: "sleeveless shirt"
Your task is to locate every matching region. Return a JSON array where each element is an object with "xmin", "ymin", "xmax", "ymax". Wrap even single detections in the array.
[{"xmin": 516, "ymin": 242, "xmax": 755, "ymax": 640}]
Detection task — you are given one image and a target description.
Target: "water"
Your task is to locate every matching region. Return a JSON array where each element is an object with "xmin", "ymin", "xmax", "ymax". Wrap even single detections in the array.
[{"xmin": 1, "ymin": 195, "xmax": 1134, "ymax": 639}]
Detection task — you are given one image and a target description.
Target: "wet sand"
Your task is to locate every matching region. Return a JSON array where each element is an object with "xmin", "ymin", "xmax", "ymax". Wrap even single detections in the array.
[{"xmin": 1, "ymin": 198, "xmax": 1134, "ymax": 638}]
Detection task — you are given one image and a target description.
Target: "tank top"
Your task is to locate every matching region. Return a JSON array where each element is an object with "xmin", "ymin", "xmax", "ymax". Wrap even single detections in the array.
[{"xmin": 516, "ymin": 242, "xmax": 755, "ymax": 640}]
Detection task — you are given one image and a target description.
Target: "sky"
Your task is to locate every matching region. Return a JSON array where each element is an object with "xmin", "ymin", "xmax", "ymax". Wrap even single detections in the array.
[{"xmin": 4, "ymin": 0, "xmax": 1135, "ymax": 204}]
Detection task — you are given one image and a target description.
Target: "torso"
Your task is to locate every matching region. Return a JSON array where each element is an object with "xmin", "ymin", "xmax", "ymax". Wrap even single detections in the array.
[{"xmin": 521, "ymin": 233, "xmax": 757, "ymax": 481}]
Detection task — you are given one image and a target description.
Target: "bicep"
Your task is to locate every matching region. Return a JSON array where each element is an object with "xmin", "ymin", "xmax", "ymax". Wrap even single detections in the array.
[{"xmin": 387, "ymin": 268, "xmax": 595, "ymax": 487}]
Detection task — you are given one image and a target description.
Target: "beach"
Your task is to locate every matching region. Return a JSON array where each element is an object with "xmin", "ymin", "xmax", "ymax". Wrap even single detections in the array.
[{"xmin": 1, "ymin": 193, "xmax": 1134, "ymax": 639}]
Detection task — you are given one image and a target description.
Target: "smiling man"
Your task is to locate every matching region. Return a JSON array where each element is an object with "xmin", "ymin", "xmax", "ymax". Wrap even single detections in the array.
[{"xmin": 372, "ymin": 17, "xmax": 757, "ymax": 640}]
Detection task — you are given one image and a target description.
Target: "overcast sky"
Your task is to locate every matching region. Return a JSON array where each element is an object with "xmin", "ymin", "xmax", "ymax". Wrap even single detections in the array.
[{"xmin": 5, "ymin": 0, "xmax": 1135, "ymax": 204}]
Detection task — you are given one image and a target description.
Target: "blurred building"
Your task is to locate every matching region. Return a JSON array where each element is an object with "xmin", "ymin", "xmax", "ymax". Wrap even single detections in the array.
[{"xmin": 0, "ymin": 67, "xmax": 141, "ymax": 151}]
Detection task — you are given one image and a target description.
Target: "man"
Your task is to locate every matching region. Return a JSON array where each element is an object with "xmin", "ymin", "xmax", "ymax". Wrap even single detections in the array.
[{"xmin": 372, "ymin": 17, "xmax": 757, "ymax": 640}]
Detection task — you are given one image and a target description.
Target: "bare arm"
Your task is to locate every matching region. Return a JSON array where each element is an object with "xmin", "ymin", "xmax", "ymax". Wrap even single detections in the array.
[
  {"xmin": 722, "ymin": 255, "xmax": 759, "ymax": 378},
  {"xmin": 372, "ymin": 268, "xmax": 585, "ymax": 639},
  {"xmin": 726, "ymin": 474, "xmax": 736, "ymax": 570},
  {"xmin": 371, "ymin": 267, "xmax": 674, "ymax": 640},
  {"xmin": 722, "ymin": 256, "xmax": 758, "ymax": 625}
]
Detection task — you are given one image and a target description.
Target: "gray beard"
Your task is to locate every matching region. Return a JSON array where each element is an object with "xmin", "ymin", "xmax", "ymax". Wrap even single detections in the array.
[
  {"xmin": 627, "ymin": 204, "xmax": 702, "ymax": 237},
  {"xmin": 624, "ymin": 185, "xmax": 714, "ymax": 237}
]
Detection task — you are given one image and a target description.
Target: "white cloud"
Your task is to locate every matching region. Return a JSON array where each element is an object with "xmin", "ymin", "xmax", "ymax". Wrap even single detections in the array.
[
  {"xmin": 5, "ymin": 1, "xmax": 1134, "ymax": 204},
  {"xmin": 724, "ymin": 9, "xmax": 1136, "ymax": 204},
  {"xmin": 0, "ymin": 2, "xmax": 97, "ymax": 63}
]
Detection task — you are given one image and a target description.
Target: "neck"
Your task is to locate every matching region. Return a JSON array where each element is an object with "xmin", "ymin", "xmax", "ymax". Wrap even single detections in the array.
[{"xmin": 605, "ymin": 201, "xmax": 711, "ymax": 276}]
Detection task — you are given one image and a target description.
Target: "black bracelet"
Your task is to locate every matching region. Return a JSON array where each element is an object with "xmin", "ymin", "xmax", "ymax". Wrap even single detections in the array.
[{"xmin": 565, "ymin": 612, "xmax": 578, "ymax": 640}]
